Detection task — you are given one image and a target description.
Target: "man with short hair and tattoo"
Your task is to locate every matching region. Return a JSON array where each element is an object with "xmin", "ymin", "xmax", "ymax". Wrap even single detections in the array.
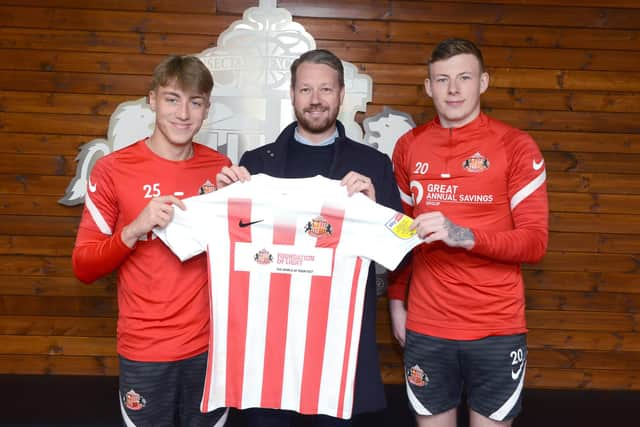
[{"xmin": 388, "ymin": 38, "xmax": 549, "ymax": 427}]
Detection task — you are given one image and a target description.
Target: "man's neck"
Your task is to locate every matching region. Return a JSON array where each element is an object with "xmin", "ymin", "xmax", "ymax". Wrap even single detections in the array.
[
  {"xmin": 146, "ymin": 135, "xmax": 194, "ymax": 161},
  {"xmin": 295, "ymin": 125, "xmax": 338, "ymax": 145}
]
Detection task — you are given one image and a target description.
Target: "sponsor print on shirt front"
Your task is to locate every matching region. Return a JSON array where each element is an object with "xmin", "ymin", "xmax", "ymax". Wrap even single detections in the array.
[
  {"xmin": 235, "ymin": 242, "xmax": 333, "ymax": 276},
  {"xmin": 411, "ymin": 181, "xmax": 495, "ymax": 207}
]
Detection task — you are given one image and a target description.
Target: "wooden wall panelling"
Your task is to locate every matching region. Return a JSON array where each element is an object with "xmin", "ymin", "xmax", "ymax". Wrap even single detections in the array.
[
  {"xmin": 0, "ymin": 294, "xmax": 117, "ymax": 316},
  {"xmin": 0, "ymin": 28, "xmax": 220, "ymax": 55},
  {"xmin": 0, "ymin": 91, "xmax": 131, "ymax": 116},
  {"xmin": 0, "ymin": 0, "xmax": 217, "ymax": 13},
  {"xmin": 0, "ymin": 335, "xmax": 116, "ymax": 357},
  {"xmin": 1, "ymin": 275, "xmax": 115, "ymax": 296},
  {"xmin": 0, "ymin": 206, "xmax": 79, "ymax": 234},
  {"xmin": 0, "ymin": 6, "xmax": 232, "ymax": 35},
  {"xmin": 0, "ymin": 215, "xmax": 79, "ymax": 236},
  {"xmin": 0, "ymin": 354, "xmax": 119, "ymax": 375},
  {"xmin": 0, "ymin": 236, "xmax": 75, "ymax": 256},
  {"xmin": 0, "ymin": 0, "xmax": 638, "ymax": 391},
  {"xmin": 531, "ymin": 132, "xmax": 640, "ymax": 154},
  {"xmin": 524, "ymin": 271, "xmax": 640, "ymax": 293},
  {"xmin": 547, "ymin": 192, "xmax": 640, "ymax": 214},
  {"xmin": 0, "ymin": 134, "xmax": 96, "ymax": 156},
  {"xmin": 387, "ymin": 1, "xmax": 640, "ymax": 29},
  {"xmin": 549, "ymin": 212, "xmax": 640, "ymax": 234},
  {"xmin": 433, "ymin": 0, "xmax": 640, "ymax": 8},
  {"xmin": 546, "ymin": 232, "xmax": 640, "ymax": 254},
  {"xmin": 0, "ymin": 194, "xmax": 84, "ymax": 217},
  {"xmin": 0, "ymin": 315, "xmax": 116, "ymax": 335},
  {"xmin": 0, "ymin": 70, "xmax": 149, "ymax": 95},
  {"xmin": 0, "ymin": 175, "xmax": 84, "ymax": 199},
  {"xmin": 218, "ymin": 0, "xmax": 640, "ymax": 25}
]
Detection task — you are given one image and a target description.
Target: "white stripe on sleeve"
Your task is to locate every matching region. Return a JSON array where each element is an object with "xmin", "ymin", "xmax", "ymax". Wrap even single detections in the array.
[
  {"xmin": 85, "ymin": 192, "xmax": 112, "ymax": 235},
  {"xmin": 510, "ymin": 170, "xmax": 546, "ymax": 210}
]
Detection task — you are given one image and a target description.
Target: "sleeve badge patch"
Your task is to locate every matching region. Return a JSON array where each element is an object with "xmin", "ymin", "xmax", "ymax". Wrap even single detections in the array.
[{"xmin": 386, "ymin": 213, "xmax": 416, "ymax": 239}]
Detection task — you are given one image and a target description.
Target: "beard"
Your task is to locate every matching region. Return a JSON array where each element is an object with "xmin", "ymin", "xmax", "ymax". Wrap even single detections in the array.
[{"xmin": 294, "ymin": 103, "xmax": 339, "ymax": 135}]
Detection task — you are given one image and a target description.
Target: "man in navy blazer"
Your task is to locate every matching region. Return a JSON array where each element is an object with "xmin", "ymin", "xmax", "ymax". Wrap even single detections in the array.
[{"xmin": 216, "ymin": 49, "xmax": 402, "ymax": 426}]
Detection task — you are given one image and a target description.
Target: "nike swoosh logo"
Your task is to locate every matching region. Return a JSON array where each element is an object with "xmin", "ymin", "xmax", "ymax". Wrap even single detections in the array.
[
  {"xmin": 532, "ymin": 159, "xmax": 544, "ymax": 171},
  {"xmin": 88, "ymin": 177, "xmax": 97, "ymax": 193},
  {"xmin": 511, "ymin": 363, "xmax": 524, "ymax": 380},
  {"xmin": 238, "ymin": 219, "xmax": 264, "ymax": 228}
]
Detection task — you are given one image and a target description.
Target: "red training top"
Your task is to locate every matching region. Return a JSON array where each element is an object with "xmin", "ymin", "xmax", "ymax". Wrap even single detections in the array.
[
  {"xmin": 389, "ymin": 113, "xmax": 548, "ymax": 340},
  {"xmin": 72, "ymin": 139, "xmax": 231, "ymax": 361}
]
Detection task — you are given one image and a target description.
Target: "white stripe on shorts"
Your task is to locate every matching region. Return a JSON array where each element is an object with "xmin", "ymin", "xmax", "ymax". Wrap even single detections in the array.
[
  {"xmin": 119, "ymin": 391, "xmax": 137, "ymax": 427},
  {"xmin": 490, "ymin": 361, "xmax": 526, "ymax": 421},
  {"xmin": 406, "ymin": 380, "xmax": 433, "ymax": 416}
]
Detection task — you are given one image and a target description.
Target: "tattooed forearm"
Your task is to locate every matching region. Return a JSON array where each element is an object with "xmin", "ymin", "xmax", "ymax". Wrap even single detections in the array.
[{"xmin": 444, "ymin": 218, "xmax": 475, "ymax": 247}]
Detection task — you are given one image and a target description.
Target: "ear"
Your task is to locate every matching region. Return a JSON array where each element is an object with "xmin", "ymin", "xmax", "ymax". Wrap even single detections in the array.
[
  {"xmin": 339, "ymin": 85, "xmax": 345, "ymax": 106},
  {"xmin": 424, "ymin": 78, "xmax": 433, "ymax": 98},
  {"xmin": 148, "ymin": 90, "xmax": 157, "ymax": 111},
  {"xmin": 290, "ymin": 86, "xmax": 295, "ymax": 105},
  {"xmin": 479, "ymin": 72, "xmax": 489, "ymax": 94}
]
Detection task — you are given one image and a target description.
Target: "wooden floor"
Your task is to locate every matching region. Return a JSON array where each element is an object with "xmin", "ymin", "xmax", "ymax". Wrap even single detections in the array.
[{"xmin": 1, "ymin": 375, "xmax": 638, "ymax": 426}]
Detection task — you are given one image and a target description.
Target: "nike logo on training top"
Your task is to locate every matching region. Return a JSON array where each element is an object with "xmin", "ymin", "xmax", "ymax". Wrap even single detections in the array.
[
  {"xmin": 239, "ymin": 219, "xmax": 264, "ymax": 228},
  {"xmin": 532, "ymin": 159, "xmax": 544, "ymax": 170},
  {"xmin": 88, "ymin": 177, "xmax": 97, "ymax": 193}
]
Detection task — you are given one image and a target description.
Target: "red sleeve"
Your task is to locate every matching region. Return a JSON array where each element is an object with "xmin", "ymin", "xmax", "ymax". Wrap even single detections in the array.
[
  {"xmin": 470, "ymin": 130, "xmax": 548, "ymax": 264},
  {"xmin": 72, "ymin": 226, "xmax": 133, "ymax": 284},
  {"xmin": 71, "ymin": 158, "xmax": 134, "ymax": 284},
  {"xmin": 387, "ymin": 261, "xmax": 411, "ymax": 302}
]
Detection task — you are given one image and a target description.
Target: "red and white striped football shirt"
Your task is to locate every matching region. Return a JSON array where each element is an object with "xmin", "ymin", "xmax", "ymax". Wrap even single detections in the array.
[{"xmin": 155, "ymin": 174, "xmax": 421, "ymax": 419}]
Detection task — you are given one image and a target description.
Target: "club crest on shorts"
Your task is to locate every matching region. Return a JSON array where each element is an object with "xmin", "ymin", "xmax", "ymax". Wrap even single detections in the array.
[
  {"xmin": 254, "ymin": 248, "xmax": 274, "ymax": 265},
  {"xmin": 406, "ymin": 364, "xmax": 429, "ymax": 387},
  {"xmin": 304, "ymin": 216, "xmax": 332, "ymax": 237},
  {"xmin": 462, "ymin": 152, "xmax": 490, "ymax": 173},
  {"xmin": 123, "ymin": 389, "xmax": 146, "ymax": 411},
  {"xmin": 199, "ymin": 179, "xmax": 216, "ymax": 195},
  {"xmin": 386, "ymin": 212, "xmax": 416, "ymax": 239}
]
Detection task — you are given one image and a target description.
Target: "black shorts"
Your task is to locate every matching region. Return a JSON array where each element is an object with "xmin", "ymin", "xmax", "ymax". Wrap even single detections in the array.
[
  {"xmin": 404, "ymin": 330, "xmax": 527, "ymax": 421},
  {"xmin": 119, "ymin": 352, "xmax": 228, "ymax": 427}
]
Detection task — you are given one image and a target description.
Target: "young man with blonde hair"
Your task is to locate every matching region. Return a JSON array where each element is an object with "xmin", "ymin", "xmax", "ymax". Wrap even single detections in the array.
[{"xmin": 73, "ymin": 55, "xmax": 231, "ymax": 426}]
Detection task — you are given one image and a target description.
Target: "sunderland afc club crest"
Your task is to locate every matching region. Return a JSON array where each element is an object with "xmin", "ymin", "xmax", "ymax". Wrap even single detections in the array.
[
  {"xmin": 407, "ymin": 364, "xmax": 429, "ymax": 387},
  {"xmin": 123, "ymin": 389, "xmax": 146, "ymax": 411},
  {"xmin": 254, "ymin": 248, "xmax": 274, "ymax": 265},
  {"xmin": 305, "ymin": 216, "xmax": 332, "ymax": 238},
  {"xmin": 199, "ymin": 180, "xmax": 216, "ymax": 195},
  {"xmin": 463, "ymin": 152, "xmax": 490, "ymax": 173}
]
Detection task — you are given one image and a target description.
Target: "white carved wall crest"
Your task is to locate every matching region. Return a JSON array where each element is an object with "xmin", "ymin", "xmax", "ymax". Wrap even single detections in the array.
[{"xmin": 59, "ymin": 0, "xmax": 414, "ymax": 206}]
